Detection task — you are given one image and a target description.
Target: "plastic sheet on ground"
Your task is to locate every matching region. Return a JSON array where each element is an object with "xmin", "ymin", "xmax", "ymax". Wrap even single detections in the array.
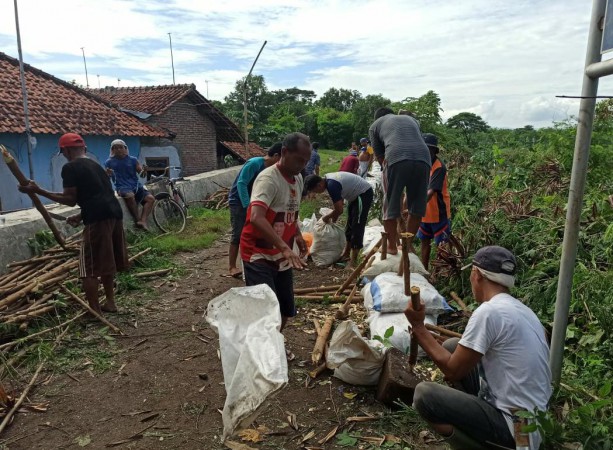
[
  {"xmin": 206, "ymin": 285, "xmax": 288, "ymax": 439},
  {"xmin": 310, "ymin": 219, "xmax": 346, "ymax": 267},
  {"xmin": 362, "ymin": 272, "xmax": 447, "ymax": 316},
  {"xmin": 326, "ymin": 320, "xmax": 387, "ymax": 386},
  {"xmin": 362, "ymin": 252, "xmax": 429, "ymax": 279}
]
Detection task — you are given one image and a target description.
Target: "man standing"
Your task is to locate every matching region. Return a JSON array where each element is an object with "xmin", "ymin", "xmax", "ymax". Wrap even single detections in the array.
[
  {"xmin": 105, "ymin": 139, "xmax": 154, "ymax": 230},
  {"xmin": 357, "ymin": 137, "xmax": 373, "ymax": 177},
  {"xmin": 405, "ymin": 246, "xmax": 552, "ymax": 450},
  {"xmin": 304, "ymin": 141, "xmax": 321, "ymax": 177},
  {"xmin": 304, "ymin": 172, "xmax": 373, "ymax": 268},
  {"xmin": 226, "ymin": 143, "xmax": 282, "ymax": 277},
  {"xmin": 240, "ymin": 133, "xmax": 310, "ymax": 332},
  {"xmin": 416, "ymin": 133, "xmax": 452, "ymax": 270},
  {"xmin": 18, "ymin": 133, "xmax": 129, "ymax": 315},
  {"xmin": 369, "ymin": 107, "xmax": 431, "ymax": 254}
]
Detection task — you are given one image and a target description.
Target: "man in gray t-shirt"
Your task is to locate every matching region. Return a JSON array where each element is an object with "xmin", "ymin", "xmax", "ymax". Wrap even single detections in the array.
[{"xmin": 369, "ymin": 107, "xmax": 431, "ymax": 253}]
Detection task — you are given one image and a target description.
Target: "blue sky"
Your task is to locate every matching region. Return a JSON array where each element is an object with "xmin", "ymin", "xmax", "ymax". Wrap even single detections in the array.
[{"xmin": 1, "ymin": 0, "xmax": 612, "ymax": 128}]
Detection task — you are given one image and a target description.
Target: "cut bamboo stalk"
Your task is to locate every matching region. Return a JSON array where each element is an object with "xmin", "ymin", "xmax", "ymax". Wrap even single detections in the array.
[
  {"xmin": 294, "ymin": 284, "xmax": 352, "ymax": 294},
  {"xmin": 334, "ymin": 237, "xmax": 382, "ymax": 298},
  {"xmin": 425, "ymin": 323, "xmax": 462, "ymax": 338},
  {"xmin": 450, "ymin": 291, "xmax": 469, "ymax": 313},
  {"xmin": 0, "ymin": 311, "xmax": 86, "ymax": 352},
  {"xmin": 60, "ymin": 286, "xmax": 123, "ymax": 334},
  {"xmin": 134, "ymin": 268, "xmax": 172, "ymax": 278},
  {"xmin": 312, "ymin": 319, "xmax": 322, "ymax": 335},
  {"xmin": 311, "ymin": 317, "xmax": 333, "ymax": 366},
  {"xmin": 335, "ymin": 284, "xmax": 359, "ymax": 319},
  {"xmin": 0, "ymin": 280, "xmax": 41, "ymax": 309},
  {"xmin": 0, "ymin": 265, "xmax": 31, "ymax": 288},
  {"xmin": 308, "ymin": 362, "xmax": 328, "ymax": 379},
  {"xmin": 129, "ymin": 247, "xmax": 151, "ymax": 262},
  {"xmin": 297, "ymin": 295, "xmax": 362, "ymax": 303},
  {"xmin": 1, "ymin": 144, "xmax": 67, "ymax": 250},
  {"xmin": 380, "ymin": 232, "xmax": 388, "ymax": 260},
  {"xmin": 7, "ymin": 253, "xmax": 74, "ymax": 268},
  {"xmin": 4, "ymin": 305, "xmax": 57, "ymax": 324},
  {"xmin": 408, "ymin": 287, "xmax": 421, "ymax": 370}
]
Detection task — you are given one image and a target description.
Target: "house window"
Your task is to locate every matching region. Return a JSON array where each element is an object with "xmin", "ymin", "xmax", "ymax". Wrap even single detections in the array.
[{"xmin": 145, "ymin": 157, "xmax": 170, "ymax": 180}]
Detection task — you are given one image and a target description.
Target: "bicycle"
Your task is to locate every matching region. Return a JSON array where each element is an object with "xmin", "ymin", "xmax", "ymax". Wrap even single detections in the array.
[{"xmin": 145, "ymin": 166, "xmax": 188, "ymax": 234}]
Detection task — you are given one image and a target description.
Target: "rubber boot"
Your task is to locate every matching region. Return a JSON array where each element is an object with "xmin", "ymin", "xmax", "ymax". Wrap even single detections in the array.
[{"xmin": 445, "ymin": 428, "xmax": 489, "ymax": 450}]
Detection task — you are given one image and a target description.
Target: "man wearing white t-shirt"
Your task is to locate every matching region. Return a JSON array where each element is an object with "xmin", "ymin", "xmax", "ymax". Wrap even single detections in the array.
[{"xmin": 405, "ymin": 246, "xmax": 552, "ymax": 450}]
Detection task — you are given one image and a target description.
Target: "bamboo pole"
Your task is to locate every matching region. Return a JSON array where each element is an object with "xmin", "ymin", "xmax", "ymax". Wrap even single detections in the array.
[
  {"xmin": 408, "ymin": 287, "xmax": 421, "ymax": 370},
  {"xmin": 308, "ymin": 362, "xmax": 328, "ymax": 379},
  {"xmin": 311, "ymin": 317, "xmax": 333, "ymax": 366},
  {"xmin": 450, "ymin": 291, "xmax": 469, "ymax": 313},
  {"xmin": 129, "ymin": 247, "xmax": 151, "ymax": 262},
  {"xmin": 380, "ymin": 232, "xmax": 388, "ymax": 260},
  {"xmin": 1, "ymin": 145, "xmax": 67, "ymax": 249},
  {"xmin": 4, "ymin": 305, "xmax": 57, "ymax": 324},
  {"xmin": 60, "ymin": 286, "xmax": 122, "ymax": 334},
  {"xmin": 7, "ymin": 253, "xmax": 74, "ymax": 268},
  {"xmin": 297, "ymin": 295, "xmax": 362, "ymax": 303},
  {"xmin": 425, "ymin": 323, "xmax": 462, "ymax": 339},
  {"xmin": 134, "ymin": 268, "xmax": 172, "ymax": 278},
  {"xmin": 294, "ymin": 284, "xmax": 351, "ymax": 294},
  {"xmin": 334, "ymin": 237, "xmax": 382, "ymax": 298},
  {"xmin": 335, "ymin": 284, "xmax": 359, "ymax": 320}
]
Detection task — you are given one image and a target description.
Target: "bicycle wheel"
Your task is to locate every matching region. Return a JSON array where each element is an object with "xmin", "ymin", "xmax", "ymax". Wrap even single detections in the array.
[{"xmin": 153, "ymin": 198, "xmax": 186, "ymax": 233}]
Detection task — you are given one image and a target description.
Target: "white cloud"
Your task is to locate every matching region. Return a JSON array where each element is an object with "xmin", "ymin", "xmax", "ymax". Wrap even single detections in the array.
[{"xmin": 1, "ymin": 0, "xmax": 613, "ymax": 128}]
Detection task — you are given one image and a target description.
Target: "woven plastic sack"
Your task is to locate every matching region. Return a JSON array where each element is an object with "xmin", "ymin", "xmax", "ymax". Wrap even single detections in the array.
[
  {"xmin": 310, "ymin": 220, "xmax": 347, "ymax": 266},
  {"xmin": 362, "ymin": 252, "xmax": 429, "ymax": 279}
]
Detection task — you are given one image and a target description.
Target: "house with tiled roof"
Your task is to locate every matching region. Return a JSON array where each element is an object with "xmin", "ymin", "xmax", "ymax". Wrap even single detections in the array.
[
  {"xmin": 91, "ymin": 84, "xmax": 254, "ymax": 175},
  {"xmin": 0, "ymin": 51, "xmax": 166, "ymax": 212}
]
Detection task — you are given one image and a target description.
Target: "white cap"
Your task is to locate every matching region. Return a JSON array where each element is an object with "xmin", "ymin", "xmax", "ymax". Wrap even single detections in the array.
[{"xmin": 110, "ymin": 139, "xmax": 127, "ymax": 149}]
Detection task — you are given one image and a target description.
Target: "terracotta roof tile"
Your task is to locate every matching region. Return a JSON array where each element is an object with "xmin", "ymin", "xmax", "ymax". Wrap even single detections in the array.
[
  {"xmin": 0, "ymin": 52, "xmax": 165, "ymax": 137},
  {"xmin": 91, "ymin": 85, "xmax": 244, "ymax": 142},
  {"xmin": 221, "ymin": 141, "xmax": 266, "ymax": 161}
]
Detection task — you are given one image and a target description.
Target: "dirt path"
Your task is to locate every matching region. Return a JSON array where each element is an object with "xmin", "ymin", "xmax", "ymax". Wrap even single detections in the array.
[{"xmin": 2, "ymin": 238, "xmax": 440, "ymax": 450}]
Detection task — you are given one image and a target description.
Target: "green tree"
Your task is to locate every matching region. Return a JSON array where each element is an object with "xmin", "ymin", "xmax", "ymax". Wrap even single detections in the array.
[
  {"xmin": 351, "ymin": 94, "xmax": 392, "ymax": 140},
  {"xmin": 313, "ymin": 108, "xmax": 354, "ymax": 149},
  {"xmin": 446, "ymin": 112, "xmax": 490, "ymax": 146},
  {"xmin": 315, "ymin": 87, "xmax": 362, "ymax": 112},
  {"xmin": 223, "ymin": 75, "xmax": 275, "ymax": 139},
  {"xmin": 392, "ymin": 90, "xmax": 443, "ymax": 132}
]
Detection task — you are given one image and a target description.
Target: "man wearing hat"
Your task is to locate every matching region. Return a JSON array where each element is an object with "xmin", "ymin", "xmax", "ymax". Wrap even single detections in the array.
[
  {"xmin": 416, "ymin": 133, "xmax": 452, "ymax": 270},
  {"xmin": 405, "ymin": 246, "xmax": 552, "ymax": 449},
  {"xmin": 18, "ymin": 133, "xmax": 129, "ymax": 316},
  {"xmin": 105, "ymin": 139, "xmax": 154, "ymax": 230}
]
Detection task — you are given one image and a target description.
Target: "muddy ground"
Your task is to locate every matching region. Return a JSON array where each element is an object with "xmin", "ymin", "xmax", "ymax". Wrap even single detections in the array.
[{"xmin": 1, "ymin": 236, "xmax": 446, "ymax": 450}]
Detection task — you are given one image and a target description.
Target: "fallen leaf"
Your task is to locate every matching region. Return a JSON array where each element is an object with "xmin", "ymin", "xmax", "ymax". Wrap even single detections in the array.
[
  {"xmin": 343, "ymin": 392, "xmax": 357, "ymax": 400},
  {"xmin": 238, "ymin": 428, "xmax": 264, "ymax": 443},
  {"xmin": 286, "ymin": 411, "xmax": 298, "ymax": 430},
  {"xmin": 74, "ymin": 435, "xmax": 91, "ymax": 447},
  {"xmin": 318, "ymin": 425, "xmax": 338, "ymax": 444},
  {"xmin": 301, "ymin": 430, "xmax": 315, "ymax": 443},
  {"xmin": 360, "ymin": 435, "xmax": 385, "ymax": 445},
  {"xmin": 385, "ymin": 434, "xmax": 402, "ymax": 444},
  {"xmin": 346, "ymin": 415, "xmax": 377, "ymax": 422}
]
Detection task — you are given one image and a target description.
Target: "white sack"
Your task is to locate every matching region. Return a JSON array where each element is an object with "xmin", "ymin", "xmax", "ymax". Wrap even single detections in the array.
[
  {"xmin": 206, "ymin": 285, "xmax": 288, "ymax": 439},
  {"xmin": 362, "ymin": 253, "xmax": 429, "ymax": 279},
  {"xmin": 362, "ymin": 225, "xmax": 385, "ymax": 254},
  {"xmin": 326, "ymin": 321, "xmax": 387, "ymax": 386},
  {"xmin": 301, "ymin": 213, "xmax": 317, "ymax": 234},
  {"xmin": 310, "ymin": 220, "xmax": 347, "ymax": 267},
  {"xmin": 367, "ymin": 310, "xmax": 437, "ymax": 354},
  {"xmin": 363, "ymin": 272, "xmax": 447, "ymax": 316}
]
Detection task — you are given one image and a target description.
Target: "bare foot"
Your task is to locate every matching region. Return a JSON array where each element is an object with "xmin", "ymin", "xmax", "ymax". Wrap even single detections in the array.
[
  {"xmin": 228, "ymin": 267, "xmax": 243, "ymax": 278},
  {"xmin": 101, "ymin": 303, "xmax": 118, "ymax": 313},
  {"xmin": 135, "ymin": 222, "xmax": 150, "ymax": 232}
]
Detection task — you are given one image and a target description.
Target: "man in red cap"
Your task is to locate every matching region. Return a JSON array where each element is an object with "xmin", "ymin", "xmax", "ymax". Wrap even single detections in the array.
[{"xmin": 18, "ymin": 133, "xmax": 129, "ymax": 316}]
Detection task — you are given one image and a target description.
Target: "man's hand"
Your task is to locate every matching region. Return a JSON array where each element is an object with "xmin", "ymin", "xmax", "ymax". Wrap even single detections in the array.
[
  {"xmin": 17, "ymin": 180, "xmax": 39, "ymax": 195},
  {"xmin": 282, "ymin": 247, "xmax": 306, "ymax": 270},
  {"xmin": 404, "ymin": 299, "xmax": 426, "ymax": 328},
  {"xmin": 105, "ymin": 168, "xmax": 114, "ymax": 177},
  {"xmin": 295, "ymin": 234, "xmax": 308, "ymax": 258},
  {"xmin": 322, "ymin": 214, "xmax": 334, "ymax": 224},
  {"xmin": 66, "ymin": 214, "xmax": 82, "ymax": 227}
]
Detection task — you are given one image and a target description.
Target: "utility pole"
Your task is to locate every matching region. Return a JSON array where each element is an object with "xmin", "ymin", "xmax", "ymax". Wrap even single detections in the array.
[
  {"xmin": 168, "ymin": 33, "xmax": 175, "ymax": 85},
  {"xmin": 80, "ymin": 47, "xmax": 89, "ymax": 88},
  {"xmin": 12, "ymin": 0, "xmax": 34, "ymax": 182},
  {"xmin": 97, "ymin": 74, "xmax": 100, "ymax": 88},
  {"xmin": 243, "ymin": 40, "xmax": 267, "ymax": 152},
  {"xmin": 205, "ymin": 80, "xmax": 209, "ymax": 98}
]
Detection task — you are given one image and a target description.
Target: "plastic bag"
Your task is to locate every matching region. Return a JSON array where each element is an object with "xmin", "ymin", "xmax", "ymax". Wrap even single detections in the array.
[
  {"xmin": 301, "ymin": 213, "xmax": 317, "ymax": 234},
  {"xmin": 310, "ymin": 220, "xmax": 347, "ymax": 266},
  {"xmin": 206, "ymin": 285, "xmax": 288, "ymax": 439},
  {"xmin": 363, "ymin": 272, "xmax": 447, "ymax": 316},
  {"xmin": 367, "ymin": 310, "xmax": 437, "ymax": 354},
  {"xmin": 362, "ymin": 252, "xmax": 429, "ymax": 279},
  {"xmin": 326, "ymin": 321, "xmax": 387, "ymax": 386},
  {"xmin": 362, "ymin": 224, "xmax": 385, "ymax": 254}
]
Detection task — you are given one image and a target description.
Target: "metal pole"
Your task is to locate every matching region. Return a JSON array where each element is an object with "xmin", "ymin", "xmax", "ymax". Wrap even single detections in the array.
[
  {"xmin": 13, "ymin": 0, "xmax": 34, "ymax": 181},
  {"xmin": 97, "ymin": 74, "xmax": 100, "ymax": 88},
  {"xmin": 205, "ymin": 80, "xmax": 209, "ymax": 98},
  {"xmin": 168, "ymin": 33, "xmax": 175, "ymax": 85},
  {"xmin": 80, "ymin": 47, "xmax": 89, "ymax": 88},
  {"xmin": 550, "ymin": 0, "xmax": 605, "ymax": 386},
  {"xmin": 243, "ymin": 40, "xmax": 267, "ymax": 152}
]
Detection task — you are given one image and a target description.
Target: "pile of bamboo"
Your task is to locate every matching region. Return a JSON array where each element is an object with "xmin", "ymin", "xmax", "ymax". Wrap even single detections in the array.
[
  {"xmin": 0, "ymin": 234, "xmax": 82, "ymax": 332},
  {"xmin": 201, "ymin": 187, "xmax": 229, "ymax": 210}
]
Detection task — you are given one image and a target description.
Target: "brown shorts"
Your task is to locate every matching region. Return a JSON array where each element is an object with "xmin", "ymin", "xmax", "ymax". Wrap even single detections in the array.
[{"xmin": 79, "ymin": 219, "xmax": 130, "ymax": 278}]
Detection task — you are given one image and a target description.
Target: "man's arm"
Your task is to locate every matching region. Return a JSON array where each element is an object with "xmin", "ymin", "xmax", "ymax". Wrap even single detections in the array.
[
  {"xmin": 315, "ymin": 165, "xmax": 320, "ymax": 176},
  {"xmin": 323, "ymin": 200, "xmax": 344, "ymax": 223},
  {"xmin": 250, "ymin": 204, "xmax": 305, "ymax": 269},
  {"xmin": 369, "ymin": 126, "xmax": 385, "ymax": 164},
  {"xmin": 405, "ymin": 301, "xmax": 482, "ymax": 381},
  {"xmin": 237, "ymin": 162, "xmax": 260, "ymax": 208},
  {"xmin": 18, "ymin": 181, "xmax": 77, "ymax": 207},
  {"xmin": 427, "ymin": 166, "xmax": 445, "ymax": 201}
]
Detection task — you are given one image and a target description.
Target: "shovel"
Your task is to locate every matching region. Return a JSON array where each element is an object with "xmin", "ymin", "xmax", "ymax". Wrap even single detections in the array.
[{"xmin": 376, "ymin": 232, "xmax": 426, "ymax": 407}]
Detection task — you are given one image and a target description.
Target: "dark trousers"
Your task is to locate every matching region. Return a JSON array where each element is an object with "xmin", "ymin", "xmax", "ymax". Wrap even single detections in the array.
[
  {"xmin": 412, "ymin": 338, "xmax": 515, "ymax": 449},
  {"xmin": 346, "ymin": 188, "xmax": 374, "ymax": 249}
]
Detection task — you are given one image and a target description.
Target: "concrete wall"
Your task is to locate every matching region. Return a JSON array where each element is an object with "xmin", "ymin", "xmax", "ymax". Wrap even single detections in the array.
[
  {"xmin": 0, "ymin": 134, "xmax": 141, "ymax": 212},
  {"xmin": 0, "ymin": 165, "xmax": 241, "ymax": 275}
]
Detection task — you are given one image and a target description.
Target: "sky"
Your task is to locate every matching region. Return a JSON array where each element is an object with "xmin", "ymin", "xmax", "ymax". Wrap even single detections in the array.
[{"xmin": 1, "ymin": 0, "xmax": 612, "ymax": 129}]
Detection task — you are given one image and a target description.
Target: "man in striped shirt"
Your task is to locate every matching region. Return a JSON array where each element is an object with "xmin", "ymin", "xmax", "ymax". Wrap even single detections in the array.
[{"xmin": 369, "ymin": 107, "xmax": 431, "ymax": 253}]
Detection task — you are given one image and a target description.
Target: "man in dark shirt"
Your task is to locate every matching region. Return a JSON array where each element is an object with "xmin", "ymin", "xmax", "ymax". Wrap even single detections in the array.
[{"xmin": 18, "ymin": 133, "xmax": 129, "ymax": 316}]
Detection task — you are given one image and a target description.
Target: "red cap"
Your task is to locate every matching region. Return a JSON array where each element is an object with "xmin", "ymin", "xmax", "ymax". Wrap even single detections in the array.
[{"xmin": 58, "ymin": 133, "xmax": 85, "ymax": 149}]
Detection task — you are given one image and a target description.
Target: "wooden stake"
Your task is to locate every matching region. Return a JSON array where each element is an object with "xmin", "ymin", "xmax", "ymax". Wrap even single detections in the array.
[
  {"xmin": 408, "ymin": 286, "xmax": 421, "ymax": 370},
  {"xmin": 425, "ymin": 323, "xmax": 462, "ymax": 338},
  {"xmin": 380, "ymin": 232, "xmax": 388, "ymax": 260},
  {"xmin": 308, "ymin": 362, "xmax": 328, "ymax": 379},
  {"xmin": 1, "ymin": 145, "xmax": 67, "ymax": 250},
  {"xmin": 311, "ymin": 317, "xmax": 333, "ymax": 366},
  {"xmin": 450, "ymin": 291, "xmax": 469, "ymax": 313},
  {"xmin": 128, "ymin": 247, "xmax": 151, "ymax": 262},
  {"xmin": 60, "ymin": 286, "xmax": 123, "ymax": 334},
  {"xmin": 335, "ymin": 284, "xmax": 359, "ymax": 320},
  {"xmin": 334, "ymin": 237, "xmax": 382, "ymax": 298},
  {"xmin": 134, "ymin": 268, "xmax": 172, "ymax": 278}
]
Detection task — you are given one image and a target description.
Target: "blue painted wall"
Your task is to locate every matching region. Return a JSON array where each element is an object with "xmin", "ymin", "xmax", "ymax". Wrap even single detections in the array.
[{"xmin": 0, "ymin": 133, "xmax": 141, "ymax": 211}]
